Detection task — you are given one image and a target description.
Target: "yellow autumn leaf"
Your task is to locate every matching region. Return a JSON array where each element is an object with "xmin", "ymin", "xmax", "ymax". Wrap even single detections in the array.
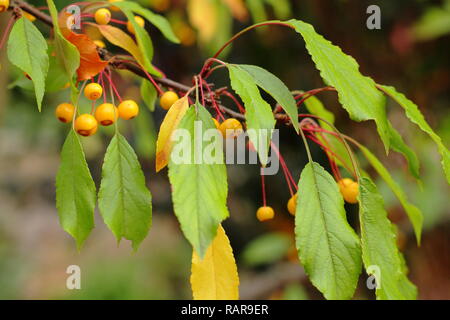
[
  {"xmin": 155, "ymin": 96, "xmax": 189, "ymax": 172},
  {"xmin": 89, "ymin": 23, "xmax": 145, "ymax": 68},
  {"xmin": 222, "ymin": 0, "xmax": 248, "ymax": 22},
  {"xmin": 187, "ymin": 0, "xmax": 218, "ymax": 43},
  {"xmin": 191, "ymin": 225, "xmax": 240, "ymax": 300}
]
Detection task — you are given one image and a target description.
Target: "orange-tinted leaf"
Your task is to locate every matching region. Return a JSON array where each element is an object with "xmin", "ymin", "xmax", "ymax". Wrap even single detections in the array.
[
  {"xmin": 58, "ymin": 11, "xmax": 108, "ymax": 81},
  {"xmin": 89, "ymin": 23, "xmax": 145, "ymax": 68},
  {"xmin": 155, "ymin": 96, "xmax": 189, "ymax": 172},
  {"xmin": 68, "ymin": 33, "xmax": 108, "ymax": 81}
]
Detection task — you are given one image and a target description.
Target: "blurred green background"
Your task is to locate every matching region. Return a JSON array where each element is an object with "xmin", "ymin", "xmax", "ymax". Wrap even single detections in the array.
[{"xmin": 0, "ymin": 0, "xmax": 449, "ymax": 300}]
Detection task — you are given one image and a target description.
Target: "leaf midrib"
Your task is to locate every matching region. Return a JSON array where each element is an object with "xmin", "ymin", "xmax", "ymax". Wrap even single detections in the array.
[
  {"xmin": 115, "ymin": 134, "xmax": 127, "ymax": 240},
  {"xmin": 308, "ymin": 163, "xmax": 339, "ymax": 295}
]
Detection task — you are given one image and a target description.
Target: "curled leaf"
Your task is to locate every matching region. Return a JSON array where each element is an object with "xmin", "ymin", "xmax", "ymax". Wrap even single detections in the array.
[
  {"xmin": 155, "ymin": 96, "xmax": 189, "ymax": 172},
  {"xmin": 59, "ymin": 12, "xmax": 108, "ymax": 81}
]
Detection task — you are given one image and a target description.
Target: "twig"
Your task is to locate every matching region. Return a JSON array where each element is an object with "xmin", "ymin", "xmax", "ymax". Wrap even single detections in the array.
[{"xmin": 12, "ymin": 0, "xmax": 53, "ymax": 26}]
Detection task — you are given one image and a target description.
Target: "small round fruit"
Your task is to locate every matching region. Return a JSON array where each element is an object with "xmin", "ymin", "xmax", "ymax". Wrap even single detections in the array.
[
  {"xmin": 287, "ymin": 194, "xmax": 298, "ymax": 216},
  {"xmin": 89, "ymin": 124, "xmax": 98, "ymax": 136},
  {"xmin": 23, "ymin": 11, "xmax": 36, "ymax": 22},
  {"xmin": 0, "ymin": 0, "xmax": 9, "ymax": 12},
  {"xmin": 95, "ymin": 8, "xmax": 111, "ymax": 25},
  {"xmin": 95, "ymin": 103, "xmax": 118, "ymax": 126},
  {"xmin": 108, "ymin": 0, "xmax": 122, "ymax": 11},
  {"xmin": 118, "ymin": 100, "xmax": 139, "ymax": 120},
  {"xmin": 55, "ymin": 103, "xmax": 75, "ymax": 123},
  {"xmin": 75, "ymin": 114, "xmax": 98, "ymax": 137},
  {"xmin": 219, "ymin": 118, "xmax": 243, "ymax": 139},
  {"xmin": 338, "ymin": 178, "xmax": 359, "ymax": 204},
  {"xmin": 84, "ymin": 83, "xmax": 103, "ymax": 100},
  {"xmin": 93, "ymin": 40, "xmax": 106, "ymax": 48},
  {"xmin": 212, "ymin": 118, "xmax": 220, "ymax": 129},
  {"xmin": 159, "ymin": 91, "xmax": 179, "ymax": 110},
  {"xmin": 256, "ymin": 206, "xmax": 275, "ymax": 222},
  {"xmin": 127, "ymin": 16, "xmax": 145, "ymax": 34}
]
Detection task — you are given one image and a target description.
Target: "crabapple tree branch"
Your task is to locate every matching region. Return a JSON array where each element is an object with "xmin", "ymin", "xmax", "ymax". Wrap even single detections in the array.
[
  {"xmin": 8, "ymin": 0, "xmax": 245, "ymax": 116},
  {"xmin": 7, "ymin": 0, "xmax": 315, "ymax": 124},
  {"xmin": 10, "ymin": 0, "xmax": 195, "ymax": 91}
]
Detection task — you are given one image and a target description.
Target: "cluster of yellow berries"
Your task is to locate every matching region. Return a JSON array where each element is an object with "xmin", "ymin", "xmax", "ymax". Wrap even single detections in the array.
[
  {"xmin": 93, "ymin": 3, "xmax": 145, "ymax": 35},
  {"xmin": 55, "ymin": 82, "xmax": 139, "ymax": 137}
]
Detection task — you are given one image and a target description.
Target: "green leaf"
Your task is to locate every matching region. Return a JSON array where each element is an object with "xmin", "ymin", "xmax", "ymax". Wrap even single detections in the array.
[
  {"xmin": 386, "ymin": 121, "xmax": 421, "ymax": 180},
  {"xmin": 113, "ymin": 1, "xmax": 161, "ymax": 76},
  {"xmin": 237, "ymin": 64, "xmax": 299, "ymax": 133},
  {"xmin": 114, "ymin": 1, "xmax": 179, "ymax": 43},
  {"xmin": 241, "ymin": 233, "xmax": 291, "ymax": 267},
  {"xmin": 168, "ymin": 104, "xmax": 229, "ymax": 257},
  {"xmin": 7, "ymin": 17, "xmax": 49, "ymax": 111},
  {"xmin": 47, "ymin": 0, "xmax": 80, "ymax": 83},
  {"xmin": 359, "ymin": 145, "xmax": 423, "ymax": 244},
  {"xmin": 45, "ymin": 44, "xmax": 70, "ymax": 92},
  {"xmin": 227, "ymin": 64, "xmax": 276, "ymax": 165},
  {"xmin": 359, "ymin": 177, "xmax": 417, "ymax": 300},
  {"xmin": 287, "ymin": 19, "xmax": 391, "ymax": 152},
  {"xmin": 135, "ymin": 106, "xmax": 157, "ymax": 160},
  {"xmin": 98, "ymin": 133, "xmax": 153, "ymax": 250},
  {"xmin": 140, "ymin": 79, "xmax": 158, "ymax": 111},
  {"xmin": 287, "ymin": 19, "xmax": 420, "ymax": 178},
  {"xmin": 295, "ymin": 162, "xmax": 362, "ymax": 300},
  {"xmin": 56, "ymin": 130, "xmax": 96, "ymax": 249},
  {"xmin": 380, "ymin": 85, "xmax": 450, "ymax": 184}
]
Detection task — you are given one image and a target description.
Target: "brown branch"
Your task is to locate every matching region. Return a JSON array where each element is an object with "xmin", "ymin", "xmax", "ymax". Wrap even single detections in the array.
[{"xmin": 12, "ymin": 0, "xmax": 53, "ymax": 26}]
